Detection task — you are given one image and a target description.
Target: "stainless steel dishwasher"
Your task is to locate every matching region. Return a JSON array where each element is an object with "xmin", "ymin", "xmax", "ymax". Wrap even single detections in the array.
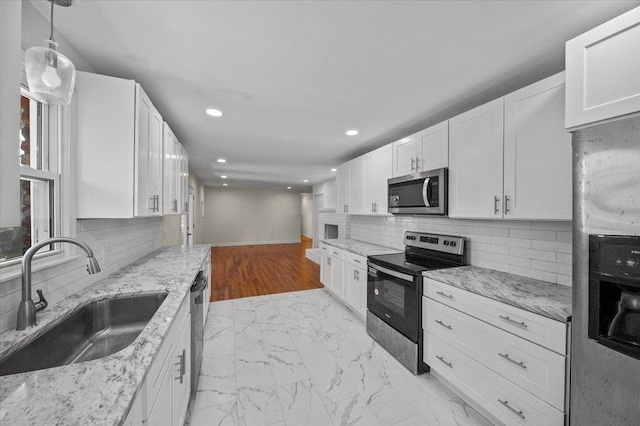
[{"xmin": 190, "ymin": 271, "xmax": 206, "ymax": 394}]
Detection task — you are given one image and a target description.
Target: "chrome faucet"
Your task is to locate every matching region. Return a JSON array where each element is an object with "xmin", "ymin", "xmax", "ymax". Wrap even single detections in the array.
[{"xmin": 16, "ymin": 237, "xmax": 101, "ymax": 330}]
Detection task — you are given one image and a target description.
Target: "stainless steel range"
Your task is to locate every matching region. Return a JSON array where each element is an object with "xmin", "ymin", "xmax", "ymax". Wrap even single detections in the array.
[{"xmin": 367, "ymin": 231, "xmax": 465, "ymax": 374}]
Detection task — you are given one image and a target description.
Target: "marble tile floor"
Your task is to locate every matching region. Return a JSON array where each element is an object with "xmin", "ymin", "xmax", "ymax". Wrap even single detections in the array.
[{"xmin": 186, "ymin": 289, "xmax": 493, "ymax": 426}]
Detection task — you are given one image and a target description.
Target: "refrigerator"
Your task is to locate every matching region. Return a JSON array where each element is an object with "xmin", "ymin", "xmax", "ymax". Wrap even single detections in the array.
[{"xmin": 571, "ymin": 115, "xmax": 640, "ymax": 425}]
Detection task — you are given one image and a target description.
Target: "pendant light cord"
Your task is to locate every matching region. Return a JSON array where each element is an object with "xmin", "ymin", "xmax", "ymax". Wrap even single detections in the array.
[{"xmin": 49, "ymin": 0, "xmax": 55, "ymax": 42}]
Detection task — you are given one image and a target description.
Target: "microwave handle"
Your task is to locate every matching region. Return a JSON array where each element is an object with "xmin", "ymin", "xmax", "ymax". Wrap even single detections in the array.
[{"xmin": 422, "ymin": 177, "xmax": 431, "ymax": 207}]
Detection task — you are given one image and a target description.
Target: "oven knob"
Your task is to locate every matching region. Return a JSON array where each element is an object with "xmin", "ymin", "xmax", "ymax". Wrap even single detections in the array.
[
  {"xmin": 626, "ymin": 260, "xmax": 638, "ymax": 268},
  {"xmin": 444, "ymin": 241, "xmax": 449, "ymax": 246},
  {"xmin": 451, "ymin": 242, "xmax": 457, "ymax": 247},
  {"xmin": 374, "ymin": 289, "xmax": 379, "ymax": 296}
]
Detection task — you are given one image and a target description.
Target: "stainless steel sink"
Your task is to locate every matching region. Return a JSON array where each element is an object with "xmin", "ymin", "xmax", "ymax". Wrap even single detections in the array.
[{"xmin": 0, "ymin": 293, "xmax": 167, "ymax": 376}]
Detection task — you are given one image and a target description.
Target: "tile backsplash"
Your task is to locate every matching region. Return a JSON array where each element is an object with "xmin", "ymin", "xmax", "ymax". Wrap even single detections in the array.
[
  {"xmin": 0, "ymin": 217, "xmax": 162, "ymax": 334},
  {"xmin": 349, "ymin": 215, "xmax": 572, "ymax": 286}
]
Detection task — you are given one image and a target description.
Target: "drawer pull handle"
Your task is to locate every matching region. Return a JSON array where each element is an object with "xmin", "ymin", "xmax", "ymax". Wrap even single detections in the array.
[
  {"xmin": 498, "ymin": 399, "xmax": 525, "ymax": 420},
  {"xmin": 333, "ymin": 251, "xmax": 339, "ymax": 255},
  {"xmin": 499, "ymin": 352, "xmax": 527, "ymax": 369},
  {"xmin": 499, "ymin": 315, "xmax": 528, "ymax": 329},
  {"xmin": 354, "ymin": 259, "xmax": 361, "ymax": 263},
  {"xmin": 436, "ymin": 291, "xmax": 454, "ymax": 299},
  {"xmin": 435, "ymin": 319, "xmax": 452, "ymax": 330},
  {"xmin": 436, "ymin": 355, "xmax": 453, "ymax": 368}
]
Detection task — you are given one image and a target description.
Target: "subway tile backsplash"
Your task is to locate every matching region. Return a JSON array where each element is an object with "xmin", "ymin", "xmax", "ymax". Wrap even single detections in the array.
[
  {"xmin": 348, "ymin": 215, "xmax": 572, "ymax": 286},
  {"xmin": 0, "ymin": 217, "xmax": 162, "ymax": 334}
]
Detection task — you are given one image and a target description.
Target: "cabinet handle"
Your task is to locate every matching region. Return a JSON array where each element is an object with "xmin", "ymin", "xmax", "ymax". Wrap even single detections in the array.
[
  {"xmin": 371, "ymin": 202, "xmax": 375, "ymax": 213},
  {"xmin": 436, "ymin": 290, "xmax": 454, "ymax": 299},
  {"xmin": 411, "ymin": 158, "xmax": 415, "ymax": 171},
  {"xmin": 327, "ymin": 258, "xmax": 331, "ymax": 266},
  {"xmin": 498, "ymin": 399, "xmax": 526, "ymax": 420},
  {"xmin": 374, "ymin": 202, "xmax": 377, "ymax": 213},
  {"xmin": 498, "ymin": 352, "xmax": 527, "ymax": 369},
  {"xmin": 436, "ymin": 355, "xmax": 453, "ymax": 368},
  {"xmin": 494, "ymin": 196, "xmax": 500, "ymax": 215},
  {"xmin": 175, "ymin": 349, "xmax": 186, "ymax": 383},
  {"xmin": 172, "ymin": 199, "xmax": 178, "ymax": 212},
  {"xmin": 435, "ymin": 319, "xmax": 453, "ymax": 330},
  {"xmin": 504, "ymin": 196, "xmax": 510, "ymax": 214},
  {"xmin": 415, "ymin": 157, "xmax": 420, "ymax": 170},
  {"xmin": 156, "ymin": 195, "xmax": 160, "ymax": 212},
  {"xmin": 499, "ymin": 315, "xmax": 528, "ymax": 329},
  {"xmin": 354, "ymin": 259, "xmax": 361, "ymax": 264}
]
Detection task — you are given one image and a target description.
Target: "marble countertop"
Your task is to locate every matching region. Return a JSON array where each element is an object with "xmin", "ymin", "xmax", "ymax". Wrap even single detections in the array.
[
  {"xmin": 423, "ymin": 266, "xmax": 572, "ymax": 323},
  {"xmin": 321, "ymin": 239, "xmax": 401, "ymax": 257},
  {"xmin": 0, "ymin": 245, "xmax": 211, "ymax": 426}
]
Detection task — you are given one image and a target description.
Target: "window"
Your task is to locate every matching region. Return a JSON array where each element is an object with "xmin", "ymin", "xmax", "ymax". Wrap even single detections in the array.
[{"xmin": 0, "ymin": 89, "xmax": 60, "ymax": 263}]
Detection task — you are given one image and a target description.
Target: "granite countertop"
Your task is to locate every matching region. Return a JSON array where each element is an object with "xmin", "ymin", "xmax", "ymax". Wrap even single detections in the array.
[
  {"xmin": 423, "ymin": 265, "xmax": 572, "ymax": 323},
  {"xmin": 0, "ymin": 245, "xmax": 211, "ymax": 426},
  {"xmin": 321, "ymin": 238, "xmax": 401, "ymax": 257}
]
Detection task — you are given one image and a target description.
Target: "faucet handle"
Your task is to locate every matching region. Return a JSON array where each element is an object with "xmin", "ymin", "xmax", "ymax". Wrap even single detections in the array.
[{"xmin": 35, "ymin": 289, "xmax": 48, "ymax": 312}]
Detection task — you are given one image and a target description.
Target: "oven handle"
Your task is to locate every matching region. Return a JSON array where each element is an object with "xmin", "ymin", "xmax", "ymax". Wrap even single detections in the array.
[{"xmin": 368, "ymin": 263, "xmax": 415, "ymax": 283}]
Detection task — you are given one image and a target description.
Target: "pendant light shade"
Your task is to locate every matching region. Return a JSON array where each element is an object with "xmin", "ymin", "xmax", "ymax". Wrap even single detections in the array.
[{"xmin": 25, "ymin": 0, "xmax": 76, "ymax": 105}]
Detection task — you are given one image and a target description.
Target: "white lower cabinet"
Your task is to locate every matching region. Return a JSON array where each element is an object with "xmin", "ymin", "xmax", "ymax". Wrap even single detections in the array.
[
  {"xmin": 142, "ymin": 295, "xmax": 192, "ymax": 426},
  {"xmin": 423, "ymin": 280, "xmax": 569, "ymax": 425},
  {"xmin": 320, "ymin": 244, "xmax": 367, "ymax": 318}
]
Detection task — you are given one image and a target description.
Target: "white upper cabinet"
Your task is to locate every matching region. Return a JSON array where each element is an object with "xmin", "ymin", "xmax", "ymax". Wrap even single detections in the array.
[
  {"xmin": 416, "ymin": 121, "xmax": 449, "ymax": 172},
  {"xmin": 450, "ymin": 72, "xmax": 571, "ymax": 220},
  {"xmin": 363, "ymin": 144, "xmax": 392, "ymax": 214},
  {"xmin": 348, "ymin": 157, "xmax": 365, "ymax": 215},
  {"xmin": 178, "ymin": 144, "xmax": 189, "ymax": 214},
  {"xmin": 392, "ymin": 134, "xmax": 418, "ymax": 177},
  {"xmin": 392, "ymin": 120, "xmax": 449, "ymax": 177},
  {"xmin": 504, "ymin": 72, "xmax": 572, "ymax": 220},
  {"xmin": 565, "ymin": 6, "xmax": 640, "ymax": 130},
  {"xmin": 162, "ymin": 123, "xmax": 180, "ymax": 215},
  {"xmin": 76, "ymin": 71, "xmax": 163, "ymax": 218},
  {"xmin": 336, "ymin": 162, "xmax": 349, "ymax": 214},
  {"xmin": 449, "ymin": 98, "xmax": 505, "ymax": 219}
]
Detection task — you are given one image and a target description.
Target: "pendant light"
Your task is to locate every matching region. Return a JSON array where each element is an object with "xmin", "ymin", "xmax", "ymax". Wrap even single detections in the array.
[{"xmin": 25, "ymin": 0, "xmax": 76, "ymax": 105}]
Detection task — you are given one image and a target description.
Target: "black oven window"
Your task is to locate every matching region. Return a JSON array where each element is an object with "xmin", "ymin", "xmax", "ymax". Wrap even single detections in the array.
[{"xmin": 378, "ymin": 280, "xmax": 405, "ymax": 316}]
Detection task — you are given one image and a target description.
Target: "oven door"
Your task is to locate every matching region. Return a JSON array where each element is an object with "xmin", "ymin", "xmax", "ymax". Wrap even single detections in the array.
[{"xmin": 367, "ymin": 262, "xmax": 420, "ymax": 342}]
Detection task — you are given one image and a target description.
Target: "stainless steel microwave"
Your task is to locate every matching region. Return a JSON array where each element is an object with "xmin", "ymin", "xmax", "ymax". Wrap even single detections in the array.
[{"xmin": 388, "ymin": 168, "xmax": 448, "ymax": 215}]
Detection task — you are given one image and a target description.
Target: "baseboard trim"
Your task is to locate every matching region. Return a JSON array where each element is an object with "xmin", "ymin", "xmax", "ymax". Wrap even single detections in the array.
[{"xmin": 209, "ymin": 239, "xmax": 301, "ymax": 247}]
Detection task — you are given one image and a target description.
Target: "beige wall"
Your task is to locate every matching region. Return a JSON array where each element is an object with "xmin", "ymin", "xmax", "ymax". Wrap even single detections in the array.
[
  {"xmin": 204, "ymin": 187, "xmax": 301, "ymax": 246},
  {"xmin": 301, "ymin": 193, "xmax": 313, "ymax": 238}
]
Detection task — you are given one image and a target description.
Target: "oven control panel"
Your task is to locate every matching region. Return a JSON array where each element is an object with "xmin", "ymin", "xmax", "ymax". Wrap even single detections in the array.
[{"xmin": 404, "ymin": 231, "xmax": 464, "ymax": 255}]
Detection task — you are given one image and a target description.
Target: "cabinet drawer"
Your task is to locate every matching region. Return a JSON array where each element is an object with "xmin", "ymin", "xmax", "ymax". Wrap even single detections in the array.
[
  {"xmin": 424, "ymin": 278, "xmax": 568, "ymax": 354},
  {"xmin": 346, "ymin": 251, "xmax": 367, "ymax": 268},
  {"xmin": 320, "ymin": 243, "xmax": 331, "ymax": 254},
  {"xmin": 427, "ymin": 335, "xmax": 564, "ymax": 426},
  {"xmin": 328, "ymin": 246, "xmax": 345, "ymax": 260},
  {"xmin": 424, "ymin": 297, "xmax": 566, "ymax": 410}
]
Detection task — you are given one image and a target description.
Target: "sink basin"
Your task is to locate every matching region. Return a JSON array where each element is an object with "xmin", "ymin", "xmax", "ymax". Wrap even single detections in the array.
[{"xmin": 0, "ymin": 293, "xmax": 167, "ymax": 376}]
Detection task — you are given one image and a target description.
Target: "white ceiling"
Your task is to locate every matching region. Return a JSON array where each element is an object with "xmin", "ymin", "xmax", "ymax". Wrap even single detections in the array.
[{"xmin": 30, "ymin": 0, "xmax": 640, "ymax": 191}]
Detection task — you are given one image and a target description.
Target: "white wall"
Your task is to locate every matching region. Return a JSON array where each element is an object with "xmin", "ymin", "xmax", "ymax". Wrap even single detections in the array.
[
  {"xmin": 349, "ymin": 215, "xmax": 572, "ymax": 286},
  {"xmin": 0, "ymin": 218, "xmax": 162, "ymax": 333},
  {"xmin": 301, "ymin": 193, "xmax": 313, "ymax": 238},
  {"xmin": 204, "ymin": 187, "xmax": 301, "ymax": 246}
]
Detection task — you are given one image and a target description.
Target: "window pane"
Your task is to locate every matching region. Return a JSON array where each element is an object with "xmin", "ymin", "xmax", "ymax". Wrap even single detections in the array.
[{"xmin": 19, "ymin": 94, "xmax": 45, "ymax": 170}]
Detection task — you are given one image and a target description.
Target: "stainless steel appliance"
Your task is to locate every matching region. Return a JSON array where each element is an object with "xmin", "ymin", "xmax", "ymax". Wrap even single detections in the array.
[
  {"xmin": 388, "ymin": 168, "xmax": 448, "ymax": 215},
  {"xmin": 571, "ymin": 115, "xmax": 640, "ymax": 425},
  {"xmin": 367, "ymin": 231, "xmax": 465, "ymax": 374},
  {"xmin": 190, "ymin": 271, "xmax": 207, "ymax": 394}
]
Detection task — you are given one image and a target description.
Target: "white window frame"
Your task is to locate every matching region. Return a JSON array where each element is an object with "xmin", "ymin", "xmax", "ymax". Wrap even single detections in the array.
[{"xmin": 0, "ymin": 56, "xmax": 77, "ymax": 278}]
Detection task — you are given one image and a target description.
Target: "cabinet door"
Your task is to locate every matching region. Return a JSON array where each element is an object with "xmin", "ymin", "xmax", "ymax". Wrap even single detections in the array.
[
  {"xmin": 336, "ymin": 162, "xmax": 349, "ymax": 213},
  {"xmin": 449, "ymin": 98, "xmax": 504, "ymax": 219},
  {"xmin": 162, "ymin": 123, "xmax": 180, "ymax": 215},
  {"xmin": 417, "ymin": 120, "xmax": 449, "ymax": 171},
  {"xmin": 392, "ymin": 135, "xmax": 418, "ymax": 177},
  {"xmin": 565, "ymin": 7, "xmax": 640, "ymax": 130},
  {"xmin": 320, "ymin": 253, "xmax": 332, "ymax": 287},
  {"xmin": 179, "ymin": 145, "xmax": 189, "ymax": 214},
  {"xmin": 148, "ymin": 104, "xmax": 163, "ymax": 216},
  {"xmin": 504, "ymin": 72, "xmax": 572, "ymax": 220},
  {"xmin": 364, "ymin": 144, "xmax": 392, "ymax": 214},
  {"xmin": 348, "ymin": 158, "xmax": 365, "ymax": 214},
  {"xmin": 345, "ymin": 264, "xmax": 360, "ymax": 311},
  {"xmin": 172, "ymin": 315, "xmax": 191, "ymax": 426},
  {"xmin": 147, "ymin": 361, "xmax": 173, "ymax": 426},
  {"xmin": 331, "ymin": 257, "xmax": 345, "ymax": 299},
  {"xmin": 135, "ymin": 85, "xmax": 153, "ymax": 217}
]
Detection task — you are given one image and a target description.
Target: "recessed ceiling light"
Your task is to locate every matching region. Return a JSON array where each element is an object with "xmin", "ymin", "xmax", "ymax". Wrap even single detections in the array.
[
  {"xmin": 206, "ymin": 108, "xmax": 223, "ymax": 117},
  {"xmin": 303, "ymin": 179, "xmax": 309, "ymax": 183},
  {"xmin": 223, "ymin": 183, "xmax": 228, "ymax": 186},
  {"xmin": 287, "ymin": 187, "xmax": 292, "ymax": 189},
  {"xmin": 217, "ymin": 158, "xmax": 226, "ymax": 163},
  {"xmin": 346, "ymin": 129, "xmax": 359, "ymax": 136},
  {"xmin": 331, "ymin": 168, "xmax": 336, "ymax": 172},
  {"xmin": 221, "ymin": 175, "xmax": 227, "ymax": 179}
]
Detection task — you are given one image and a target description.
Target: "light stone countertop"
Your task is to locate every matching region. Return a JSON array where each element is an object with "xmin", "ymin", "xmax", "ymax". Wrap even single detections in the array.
[
  {"xmin": 320, "ymin": 238, "xmax": 401, "ymax": 257},
  {"xmin": 0, "ymin": 245, "xmax": 211, "ymax": 426},
  {"xmin": 423, "ymin": 265, "xmax": 572, "ymax": 323}
]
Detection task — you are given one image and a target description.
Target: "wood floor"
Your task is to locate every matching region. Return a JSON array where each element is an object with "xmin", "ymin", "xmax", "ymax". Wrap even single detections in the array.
[{"xmin": 209, "ymin": 237, "xmax": 323, "ymax": 302}]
